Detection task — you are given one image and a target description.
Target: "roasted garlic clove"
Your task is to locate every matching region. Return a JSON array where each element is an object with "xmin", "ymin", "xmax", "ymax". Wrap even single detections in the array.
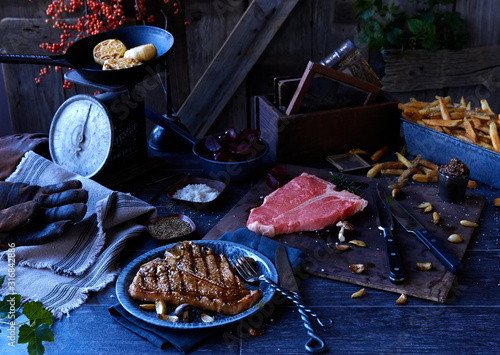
[
  {"xmin": 448, "ymin": 234, "xmax": 463, "ymax": 243},
  {"xmin": 351, "ymin": 288, "xmax": 366, "ymax": 298},
  {"xmin": 201, "ymin": 313, "xmax": 215, "ymax": 323},
  {"xmin": 494, "ymin": 197, "xmax": 500, "ymax": 207},
  {"xmin": 417, "ymin": 262, "xmax": 433, "ymax": 271},
  {"xmin": 417, "ymin": 201, "xmax": 433, "ymax": 213},
  {"xmin": 392, "ymin": 188, "xmax": 402, "ymax": 198},
  {"xmin": 155, "ymin": 299, "xmax": 168, "ymax": 316},
  {"xmin": 432, "ymin": 211, "xmax": 440, "ymax": 224},
  {"xmin": 349, "ymin": 264, "xmax": 366, "ymax": 274},
  {"xmin": 139, "ymin": 303, "xmax": 156, "ymax": 311},
  {"xmin": 460, "ymin": 220, "xmax": 478, "ymax": 227},
  {"xmin": 336, "ymin": 244, "xmax": 351, "ymax": 251},
  {"xmin": 396, "ymin": 294, "xmax": 407, "ymax": 304},
  {"xmin": 158, "ymin": 314, "xmax": 179, "ymax": 322},
  {"xmin": 349, "ymin": 240, "xmax": 366, "ymax": 247}
]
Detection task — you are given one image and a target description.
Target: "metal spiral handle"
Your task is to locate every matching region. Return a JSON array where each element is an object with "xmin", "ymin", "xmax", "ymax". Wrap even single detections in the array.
[
  {"xmin": 260, "ymin": 277, "xmax": 328, "ymax": 353},
  {"xmin": 260, "ymin": 276, "xmax": 333, "ymax": 328}
]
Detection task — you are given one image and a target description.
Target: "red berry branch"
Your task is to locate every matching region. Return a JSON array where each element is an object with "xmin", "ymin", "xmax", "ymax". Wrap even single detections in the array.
[{"xmin": 29, "ymin": 0, "xmax": 183, "ymax": 88}]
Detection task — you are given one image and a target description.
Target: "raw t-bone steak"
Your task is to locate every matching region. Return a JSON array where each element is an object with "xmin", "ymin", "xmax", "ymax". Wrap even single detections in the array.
[{"xmin": 247, "ymin": 173, "xmax": 368, "ymax": 237}]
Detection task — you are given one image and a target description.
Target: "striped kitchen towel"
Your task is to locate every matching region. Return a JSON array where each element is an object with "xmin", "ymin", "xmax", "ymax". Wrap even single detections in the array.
[{"xmin": 0, "ymin": 151, "xmax": 156, "ymax": 318}]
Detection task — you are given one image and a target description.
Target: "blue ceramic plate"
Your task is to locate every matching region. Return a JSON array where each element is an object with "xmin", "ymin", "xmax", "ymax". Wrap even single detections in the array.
[{"xmin": 116, "ymin": 240, "xmax": 278, "ymax": 329}]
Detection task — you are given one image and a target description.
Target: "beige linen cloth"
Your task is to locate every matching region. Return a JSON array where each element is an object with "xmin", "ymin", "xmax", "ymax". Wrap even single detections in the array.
[{"xmin": 0, "ymin": 151, "xmax": 156, "ymax": 318}]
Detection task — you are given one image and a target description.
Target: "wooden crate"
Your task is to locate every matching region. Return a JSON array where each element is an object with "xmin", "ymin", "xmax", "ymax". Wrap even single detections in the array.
[{"xmin": 256, "ymin": 93, "xmax": 401, "ymax": 163}]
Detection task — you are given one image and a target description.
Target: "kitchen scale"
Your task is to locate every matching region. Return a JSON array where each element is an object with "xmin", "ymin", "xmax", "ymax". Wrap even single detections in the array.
[{"xmin": 49, "ymin": 70, "xmax": 156, "ymax": 178}]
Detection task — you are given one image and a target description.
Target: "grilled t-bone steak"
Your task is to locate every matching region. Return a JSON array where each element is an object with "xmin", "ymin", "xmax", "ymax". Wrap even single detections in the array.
[
  {"xmin": 247, "ymin": 172, "xmax": 368, "ymax": 237},
  {"xmin": 128, "ymin": 241, "xmax": 262, "ymax": 316}
]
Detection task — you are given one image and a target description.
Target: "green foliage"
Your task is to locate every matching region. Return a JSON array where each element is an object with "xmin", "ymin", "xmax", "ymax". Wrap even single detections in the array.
[
  {"xmin": 330, "ymin": 173, "xmax": 362, "ymax": 196},
  {"xmin": 350, "ymin": 0, "xmax": 469, "ymax": 52},
  {"xmin": 0, "ymin": 277, "xmax": 54, "ymax": 355}
]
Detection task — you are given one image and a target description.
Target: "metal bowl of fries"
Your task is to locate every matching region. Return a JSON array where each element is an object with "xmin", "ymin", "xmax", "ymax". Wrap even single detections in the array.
[{"xmin": 399, "ymin": 96, "xmax": 500, "ymax": 189}]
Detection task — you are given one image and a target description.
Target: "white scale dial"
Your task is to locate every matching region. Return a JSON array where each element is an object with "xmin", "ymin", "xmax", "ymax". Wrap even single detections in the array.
[{"xmin": 49, "ymin": 95, "xmax": 113, "ymax": 178}]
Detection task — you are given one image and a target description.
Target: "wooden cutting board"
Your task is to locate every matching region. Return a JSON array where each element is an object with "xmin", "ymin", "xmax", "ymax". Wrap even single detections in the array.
[{"xmin": 203, "ymin": 165, "xmax": 485, "ymax": 303}]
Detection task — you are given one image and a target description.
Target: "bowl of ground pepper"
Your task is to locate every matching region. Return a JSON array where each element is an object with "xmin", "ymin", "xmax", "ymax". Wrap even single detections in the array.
[{"xmin": 146, "ymin": 214, "xmax": 196, "ymax": 241}]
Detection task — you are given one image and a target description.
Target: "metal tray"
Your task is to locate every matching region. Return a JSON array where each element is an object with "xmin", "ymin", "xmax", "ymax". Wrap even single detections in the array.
[{"xmin": 402, "ymin": 119, "xmax": 500, "ymax": 189}]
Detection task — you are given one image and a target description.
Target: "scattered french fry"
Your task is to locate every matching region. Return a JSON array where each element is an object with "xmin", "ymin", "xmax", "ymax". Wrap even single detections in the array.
[
  {"xmin": 382, "ymin": 168, "xmax": 404, "ymax": 176},
  {"xmin": 371, "ymin": 146, "xmax": 390, "ymax": 162},
  {"xmin": 494, "ymin": 197, "xmax": 500, "ymax": 207},
  {"xmin": 396, "ymin": 152, "xmax": 412, "ymax": 167},
  {"xmin": 467, "ymin": 180, "xmax": 478, "ymax": 189},
  {"xmin": 349, "ymin": 148, "xmax": 370, "ymax": 155}
]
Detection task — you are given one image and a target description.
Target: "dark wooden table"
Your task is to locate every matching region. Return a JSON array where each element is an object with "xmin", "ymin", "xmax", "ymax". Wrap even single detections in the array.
[{"xmin": 5, "ymin": 147, "xmax": 500, "ymax": 354}]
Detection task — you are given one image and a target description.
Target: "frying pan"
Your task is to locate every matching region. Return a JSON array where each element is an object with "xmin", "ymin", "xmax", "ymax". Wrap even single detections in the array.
[{"xmin": 0, "ymin": 25, "xmax": 174, "ymax": 84}]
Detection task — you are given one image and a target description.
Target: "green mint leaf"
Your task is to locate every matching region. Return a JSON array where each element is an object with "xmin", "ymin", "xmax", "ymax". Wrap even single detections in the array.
[
  {"xmin": 22, "ymin": 302, "xmax": 53, "ymax": 327},
  {"xmin": 0, "ymin": 294, "xmax": 21, "ymax": 320},
  {"xmin": 407, "ymin": 18, "xmax": 424, "ymax": 35},
  {"xmin": 18, "ymin": 323, "xmax": 54, "ymax": 355}
]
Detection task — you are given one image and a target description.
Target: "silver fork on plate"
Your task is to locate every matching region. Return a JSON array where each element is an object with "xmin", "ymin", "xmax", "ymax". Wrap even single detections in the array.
[{"xmin": 230, "ymin": 254, "xmax": 329, "ymax": 353}]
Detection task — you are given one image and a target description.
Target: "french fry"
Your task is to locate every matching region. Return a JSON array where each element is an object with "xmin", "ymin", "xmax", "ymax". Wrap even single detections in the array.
[
  {"xmin": 463, "ymin": 118, "xmax": 477, "ymax": 143},
  {"xmin": 366, "ymin": 163, "xmax": 385, "ymax": 178},
  {"xmin": 407, "ymin": 98, "xmax": 429, "ymax": 108},
  {"xmin": 384, "ymin": 161, "xmax": 404, "ymax": 169},
  {"xmin": 389, "ymin": 154, "xmax": 421, "ymax": 189},
  {"xmin": 371, "ymin": 146, "xmax": 390, "ymax": 162},
  {"xmin": 349, "ymin": 148, "xmax": 370, "ymax": 155},
  {"xmin": 439, "ymin": 97, "xmax": 451, "ymax": 120},
  {"xmin": 419, "ymin": 159, "xmax": 439, "ymax": 171},
  {"xmin": 396, "ymin": 152, "xmax": 412, "ymax": 167},
  {"xmin": 412, "ymin": 173, "xmax": 437, "ymax": 183},
  {"xmin": 381, "ymin": 168, "xmax": 404, "ymax": 176},
  {"xmin": 422, "ymin": 119, "xmax": 462, "ymax": 127},
  {"xmin": 412, "ymin": 174, "xmax": 429, "ymax": 183},
  {"xmin": 481, "ymin": 99, "xmax": 494, "ymax": 115},
  {"xmin": 490, "ymin": 121, "xmax": 500, "ymax": 152},
  {"xmin": 467, "ymin": 180, "xmax": 478, "ymax": 189}
]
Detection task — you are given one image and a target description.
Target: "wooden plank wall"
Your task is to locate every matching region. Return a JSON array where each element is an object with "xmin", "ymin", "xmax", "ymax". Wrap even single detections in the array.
[
  {"xmin": 1, "ymin": 0, "xmax": 500, "ymax": 136},
  {"xmin": 383, "ymin": 1, "xmax": 500, "ymax": 111}
]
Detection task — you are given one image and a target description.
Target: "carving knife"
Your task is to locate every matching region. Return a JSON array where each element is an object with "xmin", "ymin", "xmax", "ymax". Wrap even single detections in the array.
[
  {"xmin": 385, "ymin": 192, "xmax": 463, "ymax": 275},
  {"xmin": 372, "ymin": 184, "xmax": 405, "ymax": 283}
]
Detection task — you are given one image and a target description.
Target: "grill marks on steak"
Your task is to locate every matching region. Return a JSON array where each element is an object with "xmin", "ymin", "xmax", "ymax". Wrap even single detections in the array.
[
  {"xmin": 247, "ymin": 173, "xmax": 368, "ymax": 237},
  {"xmin": 128, "ymin": 241, "xmax": 262, "ymax": 316}
]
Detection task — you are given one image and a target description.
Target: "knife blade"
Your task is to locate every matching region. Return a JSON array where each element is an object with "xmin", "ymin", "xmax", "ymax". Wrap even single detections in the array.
[
  {"xmin": 385, "ymin": 192, "xmax": 463, "ymax": 274},
  {"xmin": 275, "ymin": 244, "xmax": 300, "ymax": 293},
  {"xmin": 372, "ymin": 184, "xmax": 405, "ymax": 283}
]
